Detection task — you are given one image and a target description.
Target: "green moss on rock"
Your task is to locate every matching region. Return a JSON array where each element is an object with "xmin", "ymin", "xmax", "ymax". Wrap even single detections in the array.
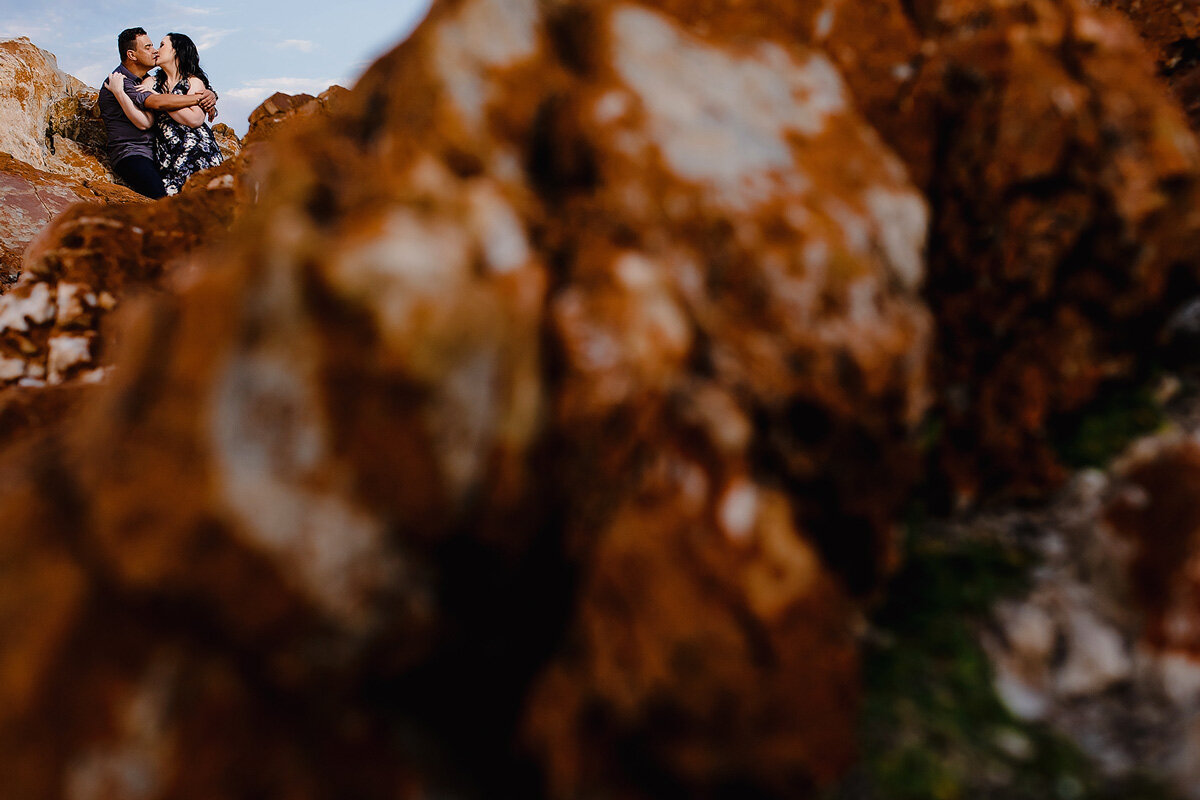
[{"xmin": 825, "ymin": 519, "xmax": 1179, "ymax": 800}]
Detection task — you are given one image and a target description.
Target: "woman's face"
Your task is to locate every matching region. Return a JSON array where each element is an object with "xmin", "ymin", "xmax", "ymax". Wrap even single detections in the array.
[{"xmin": 157, "ymin": 36, "xmax": 176, "ymax": 67}]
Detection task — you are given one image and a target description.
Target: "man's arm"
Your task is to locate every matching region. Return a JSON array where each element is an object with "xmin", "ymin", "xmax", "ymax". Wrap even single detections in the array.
[{"xmin": 106, "ymin": 72, "xmax": 154, "ymax": 130}]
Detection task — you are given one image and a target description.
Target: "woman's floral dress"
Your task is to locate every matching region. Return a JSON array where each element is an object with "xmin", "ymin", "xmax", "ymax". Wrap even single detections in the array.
[{"xmin": 154, "ymin": 78, "xmax": 224, "ymax": 196}]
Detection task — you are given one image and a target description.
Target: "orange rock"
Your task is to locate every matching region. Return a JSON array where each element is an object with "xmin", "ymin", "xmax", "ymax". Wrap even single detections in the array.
[
  {"xmin": 912, "ymin": 0, "xmax": 1200, "ymax": 499},
  {"xmin": 0, "ymin": 152, "xmax": 141, "ymax": 288},
  {"xmin": 1106, "ymin": 437, "xmax": 1200, "ymax": 654},
  {"xmin": 0, "ymin": 2, "xmax": 935, "ymax": 796},
  {"xmin": 1098, "ymin": 0, "xmax": 1200, "ymax": 129},
  {"xmin": 0, "ymin": 460, "xmax": 428, "ymax": 799},
  {"xmin": 243, "ymin": 87, "xmax": 349, "ymax": 147},
  {"xmin": 0, "ymin": 38, "xmax": 93, "ymax": 175}
]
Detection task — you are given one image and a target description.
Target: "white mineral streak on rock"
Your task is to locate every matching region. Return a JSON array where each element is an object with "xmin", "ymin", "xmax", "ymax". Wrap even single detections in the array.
[
  {"xmin": 206, "ymin": 174, "xmax": 234, "ymax": 190},
  {"xmin": 719, "ymin": 478, "xmax": 759, "ymax": 542},
  {"xmin": 64, "ymin": 654, "xmax": 178, "ymax": 800},
  {"xmin": 0, "ymin": 281, "xmax": 55, "ymax": 332},
  {"xmin": 331, "ymin": 208, "xmax": 472, "ymax": 351},
  {"xmin": 0, "ymin": 356, "xmax": 25, "ymax": 381},
  {"xmin": 593, "ymin": 89, "xmax": 632, "ymax": 125},
  {"xmin": 610, "ymin": 5, "xmax": 847, "ymax": 210},
  {"xmin": 330, "ymin": 183, "xmax": 542, "ymax": 503},
  {"xmin": 466, "ymin": 183, "xmax": 532, "ymax": 275},
  {"xmin": 46, "ymin": 334, "xmax": 92, "ymax": 384},
  {"xmin": 56, "ymin": 281, "xmax": 89, "ymax": 327},
  {"xmin": 425, "ymin": 347, "xmax": 501, "ymax": 498},
  {"xmin": 814, "ymin": 6, "xmax": 836, "ymax": 41},
  {"xmin": 433, "ymin": 0, "xmax": 541, "ymax": 130},
  {"xmin": 210, "ymin": 267, "xmax": 390, "ymax": 628},
  {"xmin": 865, "ymin": 186, "xmax": 928, "ymax": 291},
  {"xmin": 614, "ymin": 252, "xmax": 691, "ymax": 368}
]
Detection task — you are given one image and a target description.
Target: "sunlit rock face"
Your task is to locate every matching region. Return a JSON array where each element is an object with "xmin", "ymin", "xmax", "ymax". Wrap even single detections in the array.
[
  {"xmin": 243, "ymin": 87, "xmax": 351, "ymax": 147},
  {"xmin": 0, "ymin": 38, "xmax": 92, "ymax": 174},
  {"xmin": 0, "ymin": 153, "xmax": 142, "ymax": 288}
]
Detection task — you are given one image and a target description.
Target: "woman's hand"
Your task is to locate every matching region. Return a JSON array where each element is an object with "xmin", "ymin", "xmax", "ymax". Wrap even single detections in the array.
[{"xmin": 106, "ymin": 72, "xmax": 126, "ymax": 95}]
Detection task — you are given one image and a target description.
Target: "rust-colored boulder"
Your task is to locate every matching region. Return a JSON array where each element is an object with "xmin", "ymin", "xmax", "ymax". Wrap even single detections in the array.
[
  {"xmin": 911, "ymin": 0, "xmax": 1200, "ymax": 499},
  {"xmin": 1098, "ymin": 0, "xmax": 1200, "ymax": 130},
  {"xmin": 0, "ymin": 453, "xmax": 429, "ymax": 800},
  {"xmin": 44, "ymin": 91, "xmax": 114, "ymax": 184},
  {"xmin": 0, "ymin": 152, "xmax": 142, "ymax": 288},
  {"xmin": 243, "ymin": 86, "xmax": 349, "ymax": 147},
  {"xmin": 0, "ymin": 1, "xmax": 935, "ymax": 796},
  {"xmin": 210, "ymin": 122, "xmax": 242, "ymax": 162},
  {"xmin": 0, "ymin": 166, "xmax": 236, "ymax": 393},
  {"xmin": 1106, "ymin": 436, "xmax": 1200, "ymax": 654},
  {"xmin": 0, "ymin": 38, "xmax": 91, "ymax": 173}
]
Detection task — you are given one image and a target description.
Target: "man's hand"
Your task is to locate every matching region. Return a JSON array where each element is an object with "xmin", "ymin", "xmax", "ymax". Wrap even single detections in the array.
[{"xmin": 106, "ymin": 72, "xmax": 125, "ymax": 94}]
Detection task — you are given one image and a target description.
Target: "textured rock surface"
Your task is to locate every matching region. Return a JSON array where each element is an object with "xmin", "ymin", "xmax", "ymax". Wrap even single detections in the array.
[
  {"xmin": 913, "ymin": 0, "xmax": 1200, "ymax": 500},
  {"xmin": 6, "ymin": 0, "xmax": 1200, "ymax": 798},
  {"xmin": 0, "ymin": 38, "xmax": 92, "ymax": 175},
  {"xmin": 967, "ymin": 407, "xmax": 1200, "ymax": 798},
  {"xmin": 243, "ymin": 86, "xmax": 349, "ymax": 147},
  {"xmin": 0, "ymin": 1, "xmax": 933, "ymax": 796},
  {"xmin": 0, "ymin": 173, "xmax": 240, "ymax": 393},
  {"xmin": 0, "ymin": 152, "xmax": 142, "ymax": 288},
  {"xmin": 1099, "ymin": 0, "xmax": 1200, "ymax": 130}
]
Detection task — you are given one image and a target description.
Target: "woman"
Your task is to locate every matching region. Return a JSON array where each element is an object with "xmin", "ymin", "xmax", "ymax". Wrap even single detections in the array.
[{"xmin": 108, "ymin": 32, "xmax": 223, "ymax": 196}]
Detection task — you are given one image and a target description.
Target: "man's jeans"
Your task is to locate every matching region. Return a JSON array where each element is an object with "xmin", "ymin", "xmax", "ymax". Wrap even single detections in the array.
[{"xmin": 114, "ymin": 155, "xmax": 166, "ymax": 199}]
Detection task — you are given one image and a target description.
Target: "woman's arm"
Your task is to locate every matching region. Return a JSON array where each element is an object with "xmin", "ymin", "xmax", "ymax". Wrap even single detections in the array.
[
  {"xmin": 106, "ymin": 72, "xmax": 154, "ymax": 130},
  {"xmin": 166, "ymin": 77, "xmax": 207, "ymax": 128},
  {"xmin": 144, "ymin": 84, "xmax": 217, "ymax": 117}
]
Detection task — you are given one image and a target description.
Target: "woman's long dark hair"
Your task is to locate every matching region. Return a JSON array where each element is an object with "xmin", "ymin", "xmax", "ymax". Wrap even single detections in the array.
[{"xmin": 155, "ymin": 32, "xmax": 213, "ymax": 91}]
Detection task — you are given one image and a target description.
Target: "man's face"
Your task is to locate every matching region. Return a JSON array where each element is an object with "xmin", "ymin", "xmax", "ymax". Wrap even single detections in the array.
[{"xmin": 128, "ymin": 33, "xmax": 157, "ymax": 69}]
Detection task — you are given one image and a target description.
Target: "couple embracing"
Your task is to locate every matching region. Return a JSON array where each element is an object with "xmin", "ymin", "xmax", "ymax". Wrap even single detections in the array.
[{"xmin": 98, "ymin": 27, "xmax": 224, "ymax": 199}]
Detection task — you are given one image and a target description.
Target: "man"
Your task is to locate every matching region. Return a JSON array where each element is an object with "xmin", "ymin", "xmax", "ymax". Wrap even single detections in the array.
[{"xmin": 98, "ymin": 27, "xmax": 218, "ymax": 198}]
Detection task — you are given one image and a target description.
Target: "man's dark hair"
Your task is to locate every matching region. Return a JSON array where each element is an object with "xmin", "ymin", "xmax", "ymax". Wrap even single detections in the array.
[{"xmin": 117, "ymin": 27, "xmax": 146, "ymax": 62}]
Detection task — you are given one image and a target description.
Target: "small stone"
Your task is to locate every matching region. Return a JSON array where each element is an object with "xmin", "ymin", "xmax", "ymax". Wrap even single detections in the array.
[
  {"xmin": 994, "ymin": 669, "xmax": 1049, "ymax": 720},
  {"xmin": 993, "ymin": 727, "xmax": 1034, "ymax": 761},
  {"xmin": 1055, "ymin": 609, "xmax": 1132, "ymax": 697}
]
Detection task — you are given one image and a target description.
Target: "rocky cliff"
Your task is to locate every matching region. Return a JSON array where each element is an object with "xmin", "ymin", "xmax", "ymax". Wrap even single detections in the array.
[{"xmin": 4, "ymin": 3, "xmax": 1200, "ymax": 799}]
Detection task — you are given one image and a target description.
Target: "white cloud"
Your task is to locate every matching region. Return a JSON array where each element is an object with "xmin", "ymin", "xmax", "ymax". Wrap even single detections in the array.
[
  {"xmin": 190, "ymin": 27, "xmax": 239, "ymax": 51},
  {"xmin": 277, "ymin": 39, "xmax": 316, "ymax": 53},
  {"xmin": 71, "ymin": 61, "xmax": 110, "ymax": 90},
  {"xmin": 224, "ymin": 76, "xmax": 340, "ymax": 100}
]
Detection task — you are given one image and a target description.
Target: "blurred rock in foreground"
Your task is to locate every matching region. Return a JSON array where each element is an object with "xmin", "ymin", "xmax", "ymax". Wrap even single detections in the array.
[{"xmin": 3, "ymin": 1, "xmax": 1200, "ymax": 799}]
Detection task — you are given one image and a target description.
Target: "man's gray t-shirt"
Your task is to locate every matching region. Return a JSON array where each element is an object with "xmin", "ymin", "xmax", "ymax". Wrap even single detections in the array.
[{"xmin": 97, "ymin": 64, "xmax": 154, "ymax": 165}]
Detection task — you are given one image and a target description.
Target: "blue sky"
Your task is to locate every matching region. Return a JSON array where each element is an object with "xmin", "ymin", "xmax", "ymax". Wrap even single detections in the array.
[{"xmin": 1, "ymin": 0, "xmax": 433, "ymax": 135}]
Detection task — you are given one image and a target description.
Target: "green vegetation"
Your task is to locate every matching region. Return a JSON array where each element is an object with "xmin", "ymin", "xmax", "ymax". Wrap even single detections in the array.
[
  {"xmin": 1052, "ymin": 380, "xmax": 1168, "ymax": 469},
  {"xmin": 825, "ymin": 520, "xmax": 1178, "ymax": 800}
]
